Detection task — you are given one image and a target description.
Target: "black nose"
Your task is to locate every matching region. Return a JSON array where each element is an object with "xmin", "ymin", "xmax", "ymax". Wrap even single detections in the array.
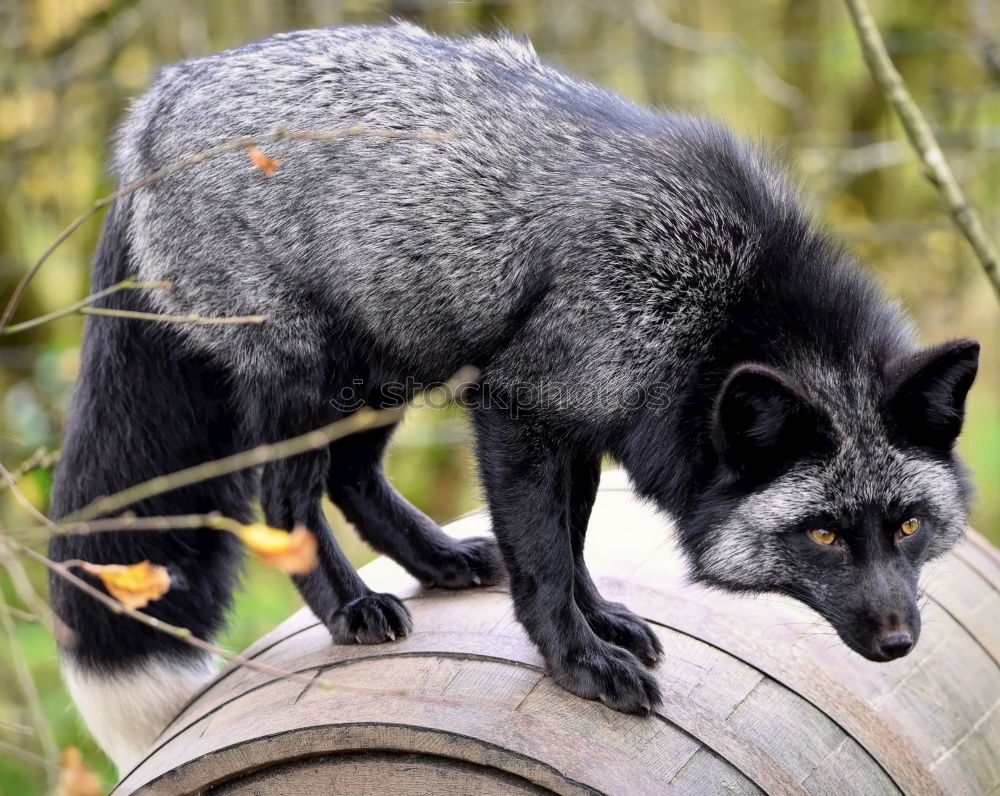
[{"xmin": 877, "ymin": 631, "xmax": 914, "ymax": 660}]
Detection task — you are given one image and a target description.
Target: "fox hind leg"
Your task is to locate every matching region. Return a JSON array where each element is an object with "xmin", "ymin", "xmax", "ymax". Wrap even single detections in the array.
[
  {"xmin": 326, "ymin": 421, "xmax": 504, "ymax": 589},
  {"xmin": 252, "ymin": 381, "xmax": 412, "ymax": 644}
]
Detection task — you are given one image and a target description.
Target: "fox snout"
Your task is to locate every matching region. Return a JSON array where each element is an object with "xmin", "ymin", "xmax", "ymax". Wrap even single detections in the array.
[
  {"xmin": 852, "ymin": 614, "xmax": 921, "ymax": 662},
  {"xmin": 838, "ymin": 573, "xmax": 922, "ymax": 662}
]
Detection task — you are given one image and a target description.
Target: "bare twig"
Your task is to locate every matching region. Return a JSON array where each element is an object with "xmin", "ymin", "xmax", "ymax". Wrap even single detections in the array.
[
  {"xmin": 0, "ymin": 464, "xmax": 62, "ymax": 535},
  {"xmin": 5, "ymin": 521, "xmax": 501, "ymax": 710},
  {"xmin": 68, "ymin": 365, "xmax": 476, "ymax": 523},
  {"xmin": 68, "ymin": 407, "xmax": 406, "ymax": 523},
  {"xmin": 0, "ymin": 544, "xmax": 54, "ymax": 631},
  {"xmin": 0, "ymin": 589, "xmax": 59, "ymax": 788},
  {"xmin": 0, "ymin": 447, "xmax": 60, "ymax": 493},
  {"xmin": 0, "ymin": 124, "xmax": 452, "ymax": 329},
  {"xmin": 18, "ymin": 512, "xmax": 236, "ymax": 537},
  {"xmin": 78, "ymin": 306, "xmax": 267, "ymax": 326},
  {"xmin": 0, "ymin": 278, "xmax": 169, "ymax": 336},
  {"xmin": 69, "ymin": 406, "xmax": 405, "ymax": 521},
  {"xmin": 6, "ymin": 525, "xmax": 471, "ymax": 704},
  {"xmin": 0, "ymin": 739, "xmax": 60, "ymax": 773},
  {"xmin": 2, "ymin": 536, "xmax": 403, "ymax": 701},
  {"xmin": 0, "ymin": 370, "xmax": 476, "ymax": 714},
  {"xmin": 0, "ymin": 717, "xmax": 34, "ymax": 735},
  {"xmin": 3, "ymin": 393, "xmax": 474, "ymax": 764},
  {"xmin": 0, "ymin": 466, "xmax": 330, "ymax": 694},
  {"xmin": 0, "ymin": 604, "xmax": 41, "ymax": 624},
  {"xmin": 626, "ymin": 0, "xmax": 807, "ymax": 122},
  {"xmin": 9, "ymin": 536, "xmax": 328, "ymax": 692},
  {"xmin": 843, "ymin": 0, "xmax": 1000, "ymax": 299},
  {"xmin": 7, "ymin": 513, "xmax": 243, "ymax": 549}
]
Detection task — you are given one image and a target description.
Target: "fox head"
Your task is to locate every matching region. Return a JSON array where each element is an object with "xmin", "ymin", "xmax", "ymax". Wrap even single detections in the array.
[{"xmin": 685, "ymin": 339, "xmax": 980, "ymax": 662}]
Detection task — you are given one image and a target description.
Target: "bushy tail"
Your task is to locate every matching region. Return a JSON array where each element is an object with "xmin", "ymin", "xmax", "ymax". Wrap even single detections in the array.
[{"xmin": 48, "ymin": 198, "xmax": 252, "ymax": 773}]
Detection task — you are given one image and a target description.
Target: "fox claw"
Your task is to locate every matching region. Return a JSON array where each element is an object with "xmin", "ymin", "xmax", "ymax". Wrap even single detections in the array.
[
  {"xmin": 550, "ymin": 639, "xmax": 662, "ymax": 715},
  {"xmin": 583, "ymin": 601, "xmax": 663, "ymax": 667},
  {"xmin": 329, "ymin": 593, "xmax": 411, "ymax": 645}
]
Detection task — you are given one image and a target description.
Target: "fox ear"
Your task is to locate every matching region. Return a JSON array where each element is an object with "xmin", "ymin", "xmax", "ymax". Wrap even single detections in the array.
[
  {"xmin": 884, "ymin": 339, "xmax": 979, "ymax": 451},
  {"xmin": 712, "ymin": 364, "xmax": 833, "ymax": 478}
]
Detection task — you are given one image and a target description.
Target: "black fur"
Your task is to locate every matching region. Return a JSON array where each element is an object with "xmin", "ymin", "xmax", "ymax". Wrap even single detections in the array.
[{"xmin": 48, "ymin": 201, "xmax": 252, "ymax": 671}]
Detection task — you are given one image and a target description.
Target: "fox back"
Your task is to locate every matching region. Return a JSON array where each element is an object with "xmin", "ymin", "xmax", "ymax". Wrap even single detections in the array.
[{"xmin": 118, "ymin": 23, "xmax": 800, "ymax": 404}]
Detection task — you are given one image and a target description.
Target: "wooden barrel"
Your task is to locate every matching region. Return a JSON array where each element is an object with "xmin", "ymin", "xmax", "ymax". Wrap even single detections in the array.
[{"xmin": 114, "ymin": 470, "xmax": 999, "ymax": 795}]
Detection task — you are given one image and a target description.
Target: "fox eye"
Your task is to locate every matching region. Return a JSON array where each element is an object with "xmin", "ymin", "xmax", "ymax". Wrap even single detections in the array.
[
  {"xmin": 899, "ymin": 518, "xmax": 920, "ymax": 537},
  {"xmin": 809, "ymin": 529, "xmax": 837, "ymax": 546}
]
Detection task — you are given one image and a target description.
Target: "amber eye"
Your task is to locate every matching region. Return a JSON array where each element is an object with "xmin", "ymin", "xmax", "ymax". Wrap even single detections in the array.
[
  {"xmin": 809, "ymin": 529, "xmax": 837, "ymax": 546},
  {"xmin": 900, "ymin": 518, "xmax": 920, "ymax": 537}
]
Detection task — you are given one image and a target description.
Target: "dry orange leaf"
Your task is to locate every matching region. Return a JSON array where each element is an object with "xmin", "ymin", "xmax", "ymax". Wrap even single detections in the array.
[
  {"xmin": 56, "ymin": 746, "xmax": 102, "ymax": 796},
  {"xmin": 247, "ymin": 144, "xmax": 281, "ymax": 176},
  {"xmin": 80, "ymin": 560, "xmax": 171, "ymax": 610},
  {"xmin": 238, "ymin": 523, "xmax": 318, "ymax": 574}
]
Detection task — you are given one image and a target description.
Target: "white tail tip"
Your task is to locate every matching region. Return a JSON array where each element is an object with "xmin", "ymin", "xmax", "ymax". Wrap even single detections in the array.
[{"xmin": 63, "ymin": 654, "xmax": 216, "ymax": 775}]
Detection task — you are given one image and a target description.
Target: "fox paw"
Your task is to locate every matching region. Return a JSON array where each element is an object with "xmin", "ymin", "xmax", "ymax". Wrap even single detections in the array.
[
  {"xmin": 583, "ymin": 601, "xmax": 663, "ymax": 667},
  {"xmin": 329, "ymin": 593, "xmax": 412, "ymax": 644},
  {"xmin": 550, "ymin": 640, "xmax": 662, "ymax": 715},
  {"xmin": 418, "ymin": 536, "xmax": 505, "ymax": 590}
]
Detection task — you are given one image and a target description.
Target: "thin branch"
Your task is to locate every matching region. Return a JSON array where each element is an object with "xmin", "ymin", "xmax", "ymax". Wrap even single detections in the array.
[
  {"xmin": 8, "ymin": 536, "xmax": 328, "ymax": 692},
  {"xmin": 0, "ymin": 124, "xmax": 452, "ymax": 330},
  {"xmin": 2, "ymin": 538, "xmax": 399, "ymax": 701},
  {"xmin": 0, "ymin": 447, "xmax": 59, "ymax": 493},
  {"xmin": 67, "ymin": 405, "xmax": 408, "ymax": 522},
  {"xmin": 0, "ymin": 739, "xmax": 60, "ymax": 773},
  {"xmin": 78, "ymin": 306, "xmax": 267, "ymax": 326},
  {"xmin": 19, "ymin": 512, "xmax": 235, "ymax": 537},
  {"xmin": 0, "ymin": 589, "xmax": 59, "ymax": 788},
  {"xmin": 38, "ymin": 0, "xmax": 142, "ymax": 60},
  {"xmin": 0, "ymin": 544, "xmax": 54, "ymax": 632},
  {"xmin": 6, "ymin": 528, "xmax": 468, "ymax": 704},
  {"xmin": 0, "ymin": 717, "xmax": 34, "ymax": 735},
  {"xmin": 0, "ymin": 279, "xmax": 169, "ymax": 336},
  {"xmin": 627, "ymin": 0, "xmax": 807, "ymax": 122},
  {"xmin": 0, "ymin": 463, "xmax": 62, "ymax": 535},
  {"xmin": 0, "ymin": 604, "xmax": 41, "ymax": 624},
  {"xmin": 843, "ymin": 0, "xmax": 1000, "ymax": 299},
  {"xmin": 0, "ymin": 467, "xmax": 330, "ymax": 694},
  {"xmin": 7, "ymin": 513, "xmax": 242, "ymax": 549},
  {"xmin": 66, "ymin": 365, "xmax": 478, "ymax": 523}
]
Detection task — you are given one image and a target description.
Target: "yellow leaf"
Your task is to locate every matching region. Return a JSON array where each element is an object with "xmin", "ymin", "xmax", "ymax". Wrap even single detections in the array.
[
  {"xmin": 56, "ymin": 746, "xmax": 102, "ymax": 796},
  {"xmin": 238, "ymin": 523, "xmax": 318, "ymax": 574},
  {"xmin": 80, "ymin": 560, "xmax": 171, "ymax": 610},
  {"xmin": 247, "ymin": 144, "xmax": 280, "ymax": 176}
]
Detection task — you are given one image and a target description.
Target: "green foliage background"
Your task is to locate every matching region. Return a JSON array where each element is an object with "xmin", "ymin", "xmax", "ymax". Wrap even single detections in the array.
[{"xmin": 0, "ymin": 0, "xmax": 997, "ymax": 791}]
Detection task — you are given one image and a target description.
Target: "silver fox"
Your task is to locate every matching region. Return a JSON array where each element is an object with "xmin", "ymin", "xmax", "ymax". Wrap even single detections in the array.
[{"xmin": 49, "ymin": 23, "xmax": 979, "ymax": 773}]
